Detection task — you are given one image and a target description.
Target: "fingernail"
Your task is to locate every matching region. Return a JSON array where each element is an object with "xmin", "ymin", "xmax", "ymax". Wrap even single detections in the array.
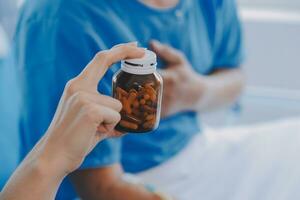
[
  {"xmin": 151, "ymin": 40, "xmax": 161, "ymax": 48},
  {"xmin": 151, "ymin": 40, "xmax": 158, "ymax": 45},
  {"xmin": 137, "ymin": 48, "xmax": 146, "ymax": 55},
  {"xmin": 138, "ymin": 47, "xmax": 146, "ymax": 51},
  {"xmin": 127, "ymin": 41, "xmax": 138, "ymax": 46}
]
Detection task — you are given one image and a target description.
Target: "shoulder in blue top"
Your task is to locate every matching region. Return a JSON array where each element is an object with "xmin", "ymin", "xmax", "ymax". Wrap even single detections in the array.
[{"xmin": 14, "ymin": 0, "xmax": 244, "ymax": 198}]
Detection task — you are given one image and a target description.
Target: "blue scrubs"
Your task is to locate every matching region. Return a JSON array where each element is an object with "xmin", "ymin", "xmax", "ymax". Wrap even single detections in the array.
[
  {"xmin": 0, "ymin": 54, "xmax": 20, "ymax": 189},
  {"xmin": 14, "ymin": 0, "xmax": 244, "ymax": 198}
]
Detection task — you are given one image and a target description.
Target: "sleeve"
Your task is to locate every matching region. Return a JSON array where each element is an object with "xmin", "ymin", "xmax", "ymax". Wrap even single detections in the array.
[
  {"xmin": 15, "ymin": 12, "xmax": 121, "ymax": 169},
  {"xmin": 212, "ymin": 0, "xmax": 245, "ymax": 68}
]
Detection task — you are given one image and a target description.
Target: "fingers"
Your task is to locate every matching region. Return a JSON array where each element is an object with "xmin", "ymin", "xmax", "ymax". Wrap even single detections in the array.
[
  {"xmin": 82, "ymin": 92, "xmax": 122, "ymax": 112},
  {"xmin": 95, "ymin": 94, "xmax": 123, "ymax": 112},
  {"xmin": 150, "ymin": 40, "xmax": 185, "ymax": 65},
  {"xmin": 110, "ymin": 130, "xmax": 125, "ymax": 137},
  {"xmin": 96, "ymin": 128, "xmax": 124, "ymax": 142},
  {"xmin": 104, "ymin": 44, "xmax": 145, "ymax": 67},
  {"xmin": 97, "ymin": 125, "xmax": 123, "ymax": 136},
  {"xmin": 79, "ymin": 102, "xmax": 121, "ymax": 130},
  {"xmin": 94, "ymin": 105, "xmax": 121, "ymax": 130},
  {"xmin": 66, "ymin": 91, "xmax": 122, "ymax": 138},
  {"xmin": 112, "ymin": 41, "xmax": 138, "ymax": 48},
  {"xmin": 68, "ymin": 91, "xmax": 122, "ymax": 115},
  {"xmin": 76, "ymin": 43, "xmax": 145, "ymax": 89}
]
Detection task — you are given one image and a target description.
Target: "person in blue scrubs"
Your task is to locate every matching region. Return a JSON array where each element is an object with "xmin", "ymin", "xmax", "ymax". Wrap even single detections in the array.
[{"xmin": 14, "ymin": 0, "xmax": 244, "ymax": 199}]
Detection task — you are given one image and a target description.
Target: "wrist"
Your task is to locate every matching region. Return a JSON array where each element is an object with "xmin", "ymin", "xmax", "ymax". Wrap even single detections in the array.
[
  {"xmin": 192, "ymin": 75, "xmax": 211, "ymax": 111},
  {"xmin": 42, "ymin": 127, "xmax": 84, "ymax": 175},
  {"xmin": 182, "ymin": 74, "xmax": 207, "ymax": 111},
  {"xmin": 36, "ymin": 147, "xmax": 68, "ymax": 181},
  {"xmin": 0, "ymin": 141, "xmax": 66, "ymax": 200},
  {"xmin": 36, "ymin": 136, "xmax": 70, "ymax": 179}
]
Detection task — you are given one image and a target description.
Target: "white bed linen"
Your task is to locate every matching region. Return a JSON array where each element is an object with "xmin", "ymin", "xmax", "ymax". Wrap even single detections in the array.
[{"xmin": 137, "ymin": 118, "xmax": 300, "ymax": 200}]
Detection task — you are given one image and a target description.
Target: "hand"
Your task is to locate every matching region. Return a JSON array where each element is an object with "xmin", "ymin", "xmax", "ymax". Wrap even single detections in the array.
[
  {"xmin": 150, "ymin": 40, "xmax": 204, "ymax": 117},
  {"xmin": 40, "ymin": 43, "xmax": 145, "ymax": 175}
]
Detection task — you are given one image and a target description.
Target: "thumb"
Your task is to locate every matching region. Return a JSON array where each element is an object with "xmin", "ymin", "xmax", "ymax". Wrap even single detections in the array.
[
  {"xmin": 75, "ymin": 43, "xmax": 145, "ymax": 90},
  {"xmin": 150, "ymin": 40, "xmax": 185, "ymax": 65}
]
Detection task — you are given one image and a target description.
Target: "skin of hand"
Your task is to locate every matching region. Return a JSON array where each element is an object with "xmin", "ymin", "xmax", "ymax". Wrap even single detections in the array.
[
  {"xmin": 150, "ymin": 40, "xmax": 245, "ymax": 117},
  {"xmin": 0, "ymin": 43, "xmax": 145, "ymax": 200}
]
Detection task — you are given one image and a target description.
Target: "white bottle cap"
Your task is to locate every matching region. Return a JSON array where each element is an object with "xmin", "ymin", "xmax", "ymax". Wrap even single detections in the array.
[{"xmin": 121, "ymin": 49, "xmax": 157, "ymax": 75}]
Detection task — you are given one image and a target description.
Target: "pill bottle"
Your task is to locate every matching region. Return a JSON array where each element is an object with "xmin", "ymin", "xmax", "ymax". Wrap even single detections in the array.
[{"xmin": 112, "ymin": 50, "xmax": 163, "ymax": 133}]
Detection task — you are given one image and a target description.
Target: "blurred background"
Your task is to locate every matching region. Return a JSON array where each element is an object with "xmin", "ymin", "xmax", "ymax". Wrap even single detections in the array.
[
  {"xmin": 203, "ymin": 0, "xmax": 300, "ymax": 126},
  {"xmin": 0, "ymin": 0, "xmax": 300, "ymax": 189}
]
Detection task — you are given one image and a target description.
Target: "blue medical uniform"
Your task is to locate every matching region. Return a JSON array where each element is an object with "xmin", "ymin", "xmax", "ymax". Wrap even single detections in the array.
[
  {"xmin": 14, "ymin": 0, "xmax": 244, "ymax": 198},
  {"xmin": 0, "ymin": 51, "xmax": 20, "ymax": 189}
]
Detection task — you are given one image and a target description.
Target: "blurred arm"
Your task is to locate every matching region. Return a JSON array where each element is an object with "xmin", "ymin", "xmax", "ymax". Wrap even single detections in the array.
[
  {"xmin": 192, "ymin": 68, "xmax": 245, "ymax": 112},
  {"xmin": 151, "ymin": 40, "xmax": 245, "ymax": 116},
  {"xmin": 71, "ymin": 164, "xmax": 161, "ymax": 200}
]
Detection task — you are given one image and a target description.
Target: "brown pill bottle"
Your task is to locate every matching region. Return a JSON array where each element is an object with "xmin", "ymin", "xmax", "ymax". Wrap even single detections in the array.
[{"xmin": 112, "ymin": 49, "xmax": 163, "ymax": 133}]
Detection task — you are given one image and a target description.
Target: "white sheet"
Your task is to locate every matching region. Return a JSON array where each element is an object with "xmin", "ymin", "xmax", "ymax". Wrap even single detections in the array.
[{"xmin": 137, "ymin": 118, "xmax": 300, "ymax": 200}]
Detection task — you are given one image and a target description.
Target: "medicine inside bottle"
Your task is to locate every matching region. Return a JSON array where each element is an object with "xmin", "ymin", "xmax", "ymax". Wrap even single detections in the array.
[{"xmin": 112, "ymin": 50, "xmax": 163, "ymax": 133}]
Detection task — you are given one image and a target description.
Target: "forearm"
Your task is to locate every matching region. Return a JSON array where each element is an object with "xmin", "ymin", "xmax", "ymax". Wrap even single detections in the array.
[
  {"xmin": 101, "ymin": 179, "xmax": 160, "ymax": 200},
  {"xmin": 71, "ymin": 166, "xmax": 160, "ymax": 200},
  {"xmin": 0, "ymin": 138, "xmax": 66, "ymax": 200},
  {"xmin": 190, "ymin": 68, "xmax": 245, "ymax": 112}
]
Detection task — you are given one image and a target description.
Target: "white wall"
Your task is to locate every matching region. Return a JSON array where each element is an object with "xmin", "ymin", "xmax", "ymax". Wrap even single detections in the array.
[{"xmin": 202, "ymin": 5, "xmax": 300, "ymax": 127}]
